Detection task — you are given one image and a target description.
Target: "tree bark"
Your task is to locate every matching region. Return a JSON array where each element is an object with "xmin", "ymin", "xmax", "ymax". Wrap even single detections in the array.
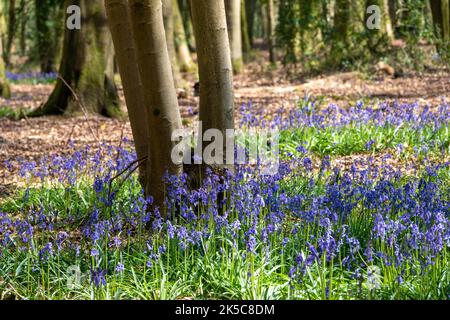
[
  {"xmin": 105, "ymin": 0, "xmax": 149, "ymax": 187},
  {"xmin": 173, "ymin": 0, "xmax": 194, "ymax": 72},
  {"xmin": 0, "ymin": 2, "xmax": 11, "ymax": 98},
  {"xmin": 190, "ymin": 0, "xmax": 234, "ymax": 167},
  {"xmin": 19, "ymin": 0, "xmax": 26, "ymax": 55},
  {"xmin": 128, "ymin": 0, "xmax": 182, "ymax": 207},
  {"xmin": 5, "ymin": 0, "xmax": 16, "ymax": 66},
  {"xmin": 33, "ymin": 0, "xmax": 121, "ymax": 118},
  {"xmin": 241, "ymin": 0, "xmax": 251, "ymax": 54},
  {"xmin": 330, "ymin": 0, "xmax": 350, "ymax": 64},
  {"xmin": 245, "ymin": 0, "xmax": 256, "ymax": 46},
  {"xmin": 35, "ymin": 0, "xmax": 56, "ymax": 72},
  {"xmin": 430, "ymin": 0, "xmax": 450, "ymax": 51},
  {"xmin": 267, "ymin": 0, "xmax": 276, "ymax": 63},
  {"xmin": 443, "ymin": 0, "xmax": 450, "ymax": 42},
  {"xmin": 178, "ymin": 0, "xmax": 195, "ymax": 51},
  {"xmin": 225, "ymin": 0, "xmax": 243, "ymax": 74},
  {"xmin": 162, "ymin": 0, "xmax": 181, "ymax": 87}
]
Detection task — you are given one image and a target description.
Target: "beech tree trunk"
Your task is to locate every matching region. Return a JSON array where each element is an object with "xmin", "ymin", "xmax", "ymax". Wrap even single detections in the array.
[
  {"xmin": 190, "ymin": 0, "xmax": 234, "ymax": 166},
  {"xmin": 431, "ymin": 0, "xmax": 450, "ymax": 57},
  {"xmin": 241, "ymin": 0, "xmax": 251, "ymax": 54},
  {"xmin": 5, "ymin": 0, "xmax": 15, "ymax": 66},
  {"xmin": 162, "ymin": 0, "xmax": 181, "ymax": 87},
  {"xmin": 330, "ymin": 0, "xmax": 350, "ymax": 64},
  {"xmin": 0, "ymin": 2, "xmax": 11, "ymax": 98},
  {"xmin": 35, "ymin": 0, "xmax": 56, "ymax": 72},
  {"xmin": 19, "ymin": 0, "xmax": 25, "ymax": 54},
  {"xmin": 33, "ymin": 0, "xmax": 121, "ymax": 117},
  {"xmin": 430, "ymin": 0, "xmax": 450, "ymax": 47},
  {"xmin": 225, "ymin": 0, "xmax": 243, "ymax": 73},
  {"xmin": 105, "ymin": 0, "xmax": 149, "ymax": 187},
  {"xmin": 245, "ymin": 0, "xmax": 256, "ymax": 46},
  {"xmin": 173, "ymin": 0, "xmax": 194, "ymax": 72},
  {"xmin": 129, "ymin": 0, "xmax": 183, "ymax": 207},
  {"xmin": 267, "ymin": 0, "xmax": 276, "ymax": 63}
]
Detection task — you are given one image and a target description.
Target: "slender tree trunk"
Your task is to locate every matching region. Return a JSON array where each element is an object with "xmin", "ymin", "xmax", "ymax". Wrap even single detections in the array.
[
  {"xmin": 431, "ymin": 0, "xmax": 450, "ymax": 42},
  {"xmin": 241, "ymin": 0, "xmax": 251, "ymax": 54},
  {"xmin": 443, "ymin": 0, "xmax": 450, "ymax": 42},
  {"xmin": 330, "ymin": 0, "xmax": 350, "ymax": 64},
  {"xmin": 245, "ymin": 0, "xmax": 256, "ymax": 46},
  {"xmin": 105, "ymin": 0, "xmax": 149, "ymax": 187},
  {"xmin": 190, "ymin": 0, "xmax": 234, "ymax": 167},
  {"xmin": 178, "ymin": 0, "xmax": 195, "ymax": 51},
  {"xmin": 387, "ymin": 0, "xmax": 397, "ymax": 36},
  {"xmin": 430, "ymin": 0, "xmax": 444, "ymax": 38},
  {"xmin": 35, "ymin": 0, "xmax": 55, "ymax": 72},
  {"xmin": 383, "ymin": 0, "xmax": 394, "ymax": 39},
  {"xmin": 5, "ymin": 0, "xmax": 16, "ymax": 66},
  {"xmin": 225, "ymin": 0, "xmax": 243, "ymax": 73},
  {"xmin": 129, "ymin": 0, "xmax": 182, "ymax": 207},
  {"xmin": 33, "ymin": 0, "xmax": 121, "ymax": 117},
  {"xmin": 0, "ymin": 2, "xmax": 11, "ymax": 98},
  {"xmin": 173, "ymin": 0, "xmax": 194, "ymax": 72},
  {"xmin": 162, "ymin": 0, "xmax": 181, "ymax": 87},
  {"xmin": 52, "ymin": 2, "xmax": 66, "ymax": 70},
  {"xmin": 267, "ymin": 0, "xmax": 276, "ymax": 63},
  {"xmin": 19, "ymin": 0, "xmax": 25, "ymax": 55}
]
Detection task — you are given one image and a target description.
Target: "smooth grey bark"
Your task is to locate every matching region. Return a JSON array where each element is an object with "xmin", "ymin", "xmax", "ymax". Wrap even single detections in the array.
[
  {"xmin": 190, "ymin": 0, "xmax": 234, "ymax": 169},
  {"xmin": 225, "ymin": 0, "xmax": 243, "ymax": 73},
  {"xmin": 105, "ymin": 0, "xmax": 150, "ymax": 187},
  {"xmin": 129, "ymin": 0, "xmax": 182, "ymax": 208}
]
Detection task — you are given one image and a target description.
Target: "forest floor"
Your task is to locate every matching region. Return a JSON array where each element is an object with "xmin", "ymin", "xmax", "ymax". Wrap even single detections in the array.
[{"xmin": 0, "ymin": 56, "xmax": 449, "ymax": 192}]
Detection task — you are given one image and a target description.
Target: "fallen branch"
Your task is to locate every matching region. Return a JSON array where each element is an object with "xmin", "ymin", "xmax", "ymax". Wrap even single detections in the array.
[{"xmin": 107, "ymin": 156, "xmax": 148, "ymax": 199}]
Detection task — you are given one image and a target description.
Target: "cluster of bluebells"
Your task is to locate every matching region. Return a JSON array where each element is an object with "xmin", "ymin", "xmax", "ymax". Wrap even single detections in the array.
[
  {"xmin": 6, "ymin": 71, "xmax": 57, "ymax": 83},
  {"xmin": 1, "ymin": 98, "xmax": 449, "ymax": 294},
  {"xmin": 1, "ymin": 141, "xmax": 448, "ymax": 292},
  {"xmin": 239, "ymin": 98, "xmax": 450, "ymax": 130}
]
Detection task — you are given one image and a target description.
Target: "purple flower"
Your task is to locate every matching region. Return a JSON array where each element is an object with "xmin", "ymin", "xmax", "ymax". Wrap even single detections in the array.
[{"xmin": 90, "ymin": 268, "xmax": 107, "ymax": 287}]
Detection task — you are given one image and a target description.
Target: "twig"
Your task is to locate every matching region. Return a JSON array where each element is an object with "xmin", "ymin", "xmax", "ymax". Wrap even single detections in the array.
[
  {"xmin": 114, "ymin": 121, "xmax": 126, "ymax": 165},
  {"xmin": 65, "ymin": 122, "xmax": 79, "ymax": 145},
  {"xmin": 57, "ymin": 74, "xmax": 100, "ymax": 145},
  {"xmin": 107, "ymin": 156, "xmax": 148, "ymax": 199}
]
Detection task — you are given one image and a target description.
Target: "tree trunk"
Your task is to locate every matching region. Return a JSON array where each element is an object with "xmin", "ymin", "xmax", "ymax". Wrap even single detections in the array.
[
  {"xmin": 190, "ymin": 0, "xmax": 234, "ymax": 167},
  {"xmin": 35, "ymin": 0, "xmax": 55, "ymax": 72},
  {"xmin": 383, "ymin": 0, "xmax": 394, "ymax": 39},
  {"xmin": 0, "ymin": 2, "xmax": 11, "ymax": 98},
  {"xmin": 387, "ymin": 0, "xmax": 397, "ymax": 36},
  {"xmin": 105, "ymin": 0, "xmax": 149, "ymax": 187},
  {"xmin": 178, "ymin": 0, "xmax": 195, "ymax": 51},
  {"xmin": 443, "ymin": 0, "xmax": 450, "ymax": 42},
  {"xmin": 330, "ymin": 0, "xmax": 350, "ymax": 65},
  {"xmin": 162, "ymin": 0, "xmax": 181, "ymax": 87},
  {"xmin": 225, "ymin": 0, "xmax": 243, "ymax": 73},
  {"xmin": 430, "ymin": 0, "xmax": 450, "ymax": 51},
  {"xmin": 241, "ymin": 0, "xmax": 251, "ymax": 54},
  {"xmin": 33, "ymin": 0, "xmax": 121, "ymax": 118},
  {"xmin": 430, "ymin": 0, "xmax": 443, "ymax": 38},
  {"xmin": 267, "ymin": 0, "xmax": 276, "ymax": 63},
  {"xmin": 245, "ymin": 0, "xmax": 256, "ymax": 46},
  {"xmin": 4, "ymin": 0, "xmax": 16, "ymax": 66},
  {"xmin": 129, "ymin": 0, "xmax": 182, "ymax": 208},
  {"xmin": 173, "ymin": 0, "xmax": 194, "ymax": 72},
  {"xmin": 19, "ymin": 0, "xmax": 25, "ymax": 55}
]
